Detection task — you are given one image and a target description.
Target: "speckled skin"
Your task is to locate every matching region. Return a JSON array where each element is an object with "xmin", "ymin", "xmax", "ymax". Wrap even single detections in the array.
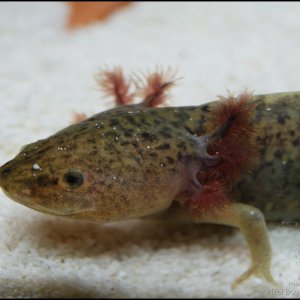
[
  {"xmin": 1, "ymin": 90, "xmax": 300, "ymax": 288},
  {"xmin": 0, "ymin": 92, "xmax": 300, "ymax": 222},
  {"xmin": 233, "ymin": 92, "xmax": 300, "ymax": 221},
  {"xmin": 0, "ymin": 103, "xmax": 213, "ymax": 221}
]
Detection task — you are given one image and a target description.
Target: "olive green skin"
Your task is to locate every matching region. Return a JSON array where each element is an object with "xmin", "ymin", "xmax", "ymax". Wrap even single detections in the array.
[
  {"xmin": 232, "ymin": 92, "xmax": 300, "ymax": 221},
  {"xmin": 0, "ymin": 92, "xmax": 300, "ymax": 222}
]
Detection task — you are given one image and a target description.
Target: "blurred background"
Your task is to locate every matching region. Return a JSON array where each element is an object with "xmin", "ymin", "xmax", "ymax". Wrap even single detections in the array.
[
  {"xmin": 1, "ymin": 2, "xmax": 300, "ymax": 157},
  {"xmin": 1, "ymin": 2, "xmax": 300, "ymax": 298}
]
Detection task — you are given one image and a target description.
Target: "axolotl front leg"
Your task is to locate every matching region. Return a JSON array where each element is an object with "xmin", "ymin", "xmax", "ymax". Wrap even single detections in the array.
[
  {"xmin": 160, "ymin": 201, "xmax": 276, "ymax": 289},
  {"xmin": 204, "ymin": 202, "xmax": 275, "ymax": 289},
  {"xmin": 76, "ymin": 68, "xmax": 277, "ymax": 288}
]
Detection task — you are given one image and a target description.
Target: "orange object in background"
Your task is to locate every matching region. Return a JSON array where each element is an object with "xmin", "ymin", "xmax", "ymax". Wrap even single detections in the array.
[{"xmin": 67, "ymin": 2, "xmax": 131, "ymax": 29}]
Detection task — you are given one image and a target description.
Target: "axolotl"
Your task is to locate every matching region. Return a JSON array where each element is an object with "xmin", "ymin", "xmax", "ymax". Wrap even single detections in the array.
[{"xmin": 1, "ymin": 68, "xmax": 299, "ymax": 288}]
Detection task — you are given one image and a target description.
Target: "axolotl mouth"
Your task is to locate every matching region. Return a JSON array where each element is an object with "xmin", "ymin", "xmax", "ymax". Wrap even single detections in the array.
[
  {"xmin": 0, "ymin": 169, "xmax": 64, "ymax": 217},
  {"xmin": 0, "ymin": 160, "xmax": 90, "ymax": 217},
  {"xmin": 0, "ymin": 176, "xmax": 91, "ymax": 218}
]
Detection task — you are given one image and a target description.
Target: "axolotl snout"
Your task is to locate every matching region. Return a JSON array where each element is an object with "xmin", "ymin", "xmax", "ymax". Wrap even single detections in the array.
[{"xmin": 1, "ymin": 68, "xmax": 300, "ymax": 288}]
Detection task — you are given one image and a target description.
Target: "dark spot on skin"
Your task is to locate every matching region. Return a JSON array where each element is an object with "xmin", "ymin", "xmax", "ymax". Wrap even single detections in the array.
[
  {"xmin": 201, "ymin": 104, "xmax": 209, "ymax": 112},
  {"xmin": 112, "ymin": 201, "xmax": 121, "ymax": 209},
  {"xmin": 49, "ymin": 166, "xmax": 56, "ymax": 174},
  {"xmin": 121, "ymin": 141, "xmax": 130, "ymax": 146},
  {"xmin": 277, "ymin": 112, "xmax": 290, "ymax": 125},
  {"xmin": 274, "ymin": 149, "xmax": 283, "ymax": 160},
  {"xmin": 126, "ymin": 115, "xmax": 139, "ymax": 126},
  {"xmin": 110, "ymin": 118, "xmax": 119, "ymax": 126},
  {"xmin": 141, "ymin": 131, "xmax": 157, "ymax": 142},
  {"xmin": 149, "ymin": 152, "xmax": 158, "ymax": 158},
  {"xmin": 188, "ymin": 140, "xmax": 196, "ymax": 148},
  {"xmin": 78, "ymin": 123, "xmax": 89, "ymax": 132},
  {"xmin": 176, "ymin": 142, "xmax": 187, "ymax": 150},
  {"xmin": 259, "ymin": 148, "xmax": 266, "ymax": 157},
  {"xmin": 34, "ymin": 149, "xmax": 44, "ymax": 156},
  {"xmin": 72, "ymin": 133, "xmax": 81, "ymax": 139},
  {"xmin": 50, "ymin": 178, "xmax": 59, "ymax": 186},
  {"xmin": 178, "ymin": 111, "xmax": 190, "ymax": 122},
  {"xmin": 87, "ymin": 138, "xmax": 96, "ymax": 144},
  {"xmin": 293, "ymin": 139, "xmax": 299, "ymax": 147},
  {"xmin": 177, "ymin": 152, "xmax": 183, "ymax": 160},
  {"xmin": 120, "ymin": 195, "xmax": 129, "ymax": 205},
  {"xmin": 194, "ymin": 118, "xmax": 206, "ymax": 135},
  {"xmin": 135, "ymin": 156, "xmax": 141, "ymax": 163},
  {"xmin": 156, "ymin": 143, "xmax": 170, "ymax": 150},
  {"xmin": 62, "ymin": 153, "xmax": 72, "ymax": 160},
  {"xmin": 166, "ymin": 156, "xmax": 175, "ymax": 164},
  {"xmin": 132, "ymin": 141, "xmax": 139, "ymax": 148},
  {"xmin": 256, "ymin": 135, "xmax": 270, "ymax": 146},
  {"xmin": 277, "ymin": 115, "xmax": 285, "ymax": 125},
  {"xmin": 105, "ymin": 142, "xmax": 116, "ymax": 152},
  {"xmin": 138, "ymin": 149, "xmax": 144, "ymax": 157},
  {"xmin": 276, "ymin": 132, "xmax": 281, "ymax": 140},
  {"xmin": 171, "ymin": 121, "xmax": 181, "ymax": 127},
  {"xmin": 154, "ymin": 118, "xmax": 163, "ymax": 125},
  {"xmin": 37, "ymin": 175, "xmax": 58, "ymax": 187},
  {"xmin": 289, "ymin": 130, "xmax": 295, "ymax": 137},
  {"xmin": 124, "ymin": 128, "xmax": 134, "ymax": 138},
  {"xmin": 184, "ymin": 126, "xmax": 194, "ymax": 135},
  {"xmin": 69, "ymin": 143, "xmax": 78, "ymax": 150},
  {"xmin": 283, "ymin": 159, "xmax": 293, "ymax": 171},
  {"xmin": 158, "ymin": 127, "xmax": 172, "ymax": 139},
  {"xmin": 1, "ymin": 167, "xmax": 11, "ymax": 177},
  {"xmin": 149, "ymin": 110, "xmax": 157, "ymax": 115},
  {"xmin": 279, "ymin": 98, "xmax": 289, "ymax": 107},
  {"xmin": 91, "ymin": 150, "xmax": 98, "ymax": 156},
  {"xmin": 35, "ymin": 145, "xmax": 52, "ymax": 156},
  {"xmin": 104, "ymin": 131, "xmax": 117, "ymax": 138},
  {"xmin": 140, "ymin": 117, "xmax": 152, "ymax": 127}
]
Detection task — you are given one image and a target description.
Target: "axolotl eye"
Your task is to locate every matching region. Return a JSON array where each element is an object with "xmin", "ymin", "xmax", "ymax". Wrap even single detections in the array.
[{"xmin": 63, "ymin": 171, "xmax": 84, "ymax": 188}]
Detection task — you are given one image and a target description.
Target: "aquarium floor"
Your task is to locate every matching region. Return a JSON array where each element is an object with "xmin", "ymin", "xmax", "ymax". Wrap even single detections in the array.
[{"xmin": 1, "ymin": 2, "xmax": 300, "ymax": 298}]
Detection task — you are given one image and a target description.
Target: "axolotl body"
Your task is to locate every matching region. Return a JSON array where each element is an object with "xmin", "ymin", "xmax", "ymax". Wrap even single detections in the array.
[{"xmin": 1, "ymin": 68, "xmax": 300, "ymax": 288}]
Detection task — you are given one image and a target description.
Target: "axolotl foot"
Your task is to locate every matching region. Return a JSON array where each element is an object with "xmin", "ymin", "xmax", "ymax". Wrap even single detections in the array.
[
  {"xmin": 231, "ymin": 261, "xmax": 278, "ymax": 290},
  {"xmin": 193, "ymin": 202, "xmax": 279, "ymax": 289}
]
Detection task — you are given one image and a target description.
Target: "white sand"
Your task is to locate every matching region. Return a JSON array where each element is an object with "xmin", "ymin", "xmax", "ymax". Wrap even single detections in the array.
[{"xmin": 1, "ymin": 2, "xmax": 300, "ymax": 298}]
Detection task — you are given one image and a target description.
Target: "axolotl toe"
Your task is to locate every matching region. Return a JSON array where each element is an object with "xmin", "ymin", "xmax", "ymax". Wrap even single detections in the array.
[{"xmin": 1, "ymin": 68, "xmax": 300, "ymax": 288}]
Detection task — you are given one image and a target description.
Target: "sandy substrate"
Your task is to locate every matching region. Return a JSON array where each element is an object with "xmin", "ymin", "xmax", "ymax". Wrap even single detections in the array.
[{"xmin": 1, "ymin": 2, "xmax": 300, "ymax": 298}]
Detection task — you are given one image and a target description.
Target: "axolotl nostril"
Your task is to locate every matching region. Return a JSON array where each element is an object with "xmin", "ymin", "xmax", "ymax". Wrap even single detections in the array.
[{"xmin": 1, "ymin": 67, "xmax": 300, "ymax": 289}]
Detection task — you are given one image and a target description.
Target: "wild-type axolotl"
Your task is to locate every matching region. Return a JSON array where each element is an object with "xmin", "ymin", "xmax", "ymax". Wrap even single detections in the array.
[{"xmin": 1, "ymin": 67, "xmax": 299, "ymax": 288}]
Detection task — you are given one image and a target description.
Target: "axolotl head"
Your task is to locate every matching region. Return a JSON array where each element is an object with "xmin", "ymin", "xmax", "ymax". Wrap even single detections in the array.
[
  {"xmin": 0, "ymin": 107, "xmax": 202, "ymax": 222},
  {"xmin": 0, "ymin": 114, "xmax": 117, "ymax": 221}
]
